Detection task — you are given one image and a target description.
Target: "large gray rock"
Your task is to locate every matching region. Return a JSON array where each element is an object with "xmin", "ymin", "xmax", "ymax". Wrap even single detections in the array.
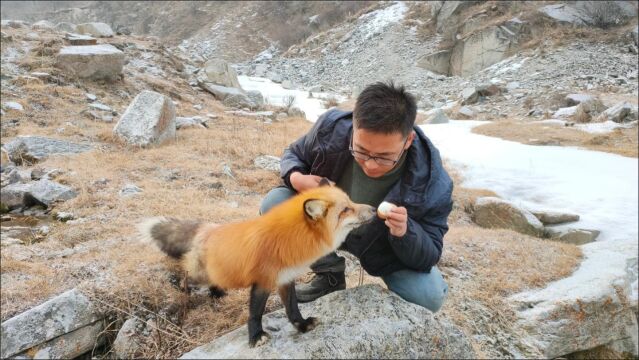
[
  {"xmin": 1, "ymin": 20, "xmax": 29, "ymax": 29},
  {"xmin": 55, "ymin": 22, "xmax": 77, "ymax": 33},
  {"xmin": 254, "ymin": 155, "xmax": 280, "ymax": 171},
  {"xmin": 539, "ymin": 4, "xmax": 592, "ymax": 26},
  {"xmin": 0, "ymin": 288, "xmax": 102, "ymax": 359},
  {"xmin": 180, "ymin": 284, "xmax": 475, "ymax": 359},
  {"xmin": 545, "ymin": 228, "xmax": 600, "ymax": 245},
  {"xmin": 176, "ymin": 116, "xmax": 208, "ymax": 129},
  {"xmin": 0, "ymin": 179, "xmax": 77, "ymax": 209},
  {"xmin": 199, "ymin": 81, "xmax": 254, "ymax": 108},
  {"xmin": 246, "ymin": 90, "xmax": 264, "ymax": 107},
  {"xmin": 431, "ymin": 1, "xmax": 479, "ymax": 33},
  {"xmin": 113, "ymin": 91, "xmax": 176, "ymax": 146},
  {"xmin": 113, "ymin": 318, "xmax": 143, "ymax": 359},
  {"xmin": 64, "ymin": 33, "xmax": 97, "ymax": 45},
  {"xmin": 199, "ymin": 58, "xmax": 241, "ymax": 88},
  {"xmin": 531, "ymin": 210, "xmax": 580, "ymax": 225},
  {"xmin": 450, "ymin": 22, "xmax": 524, "ymax": 77},
  {"xmin": 2, "ymin": 136, "xmax": 92, "ymax": 165},
  {"xmin": 416, "ymin": 49, "xmax": 452, "ymax": 76},
  {"xmin": 472, "ymin": 197, "xmax": 544, "ymax": 237},
  {"xmin": 75, "ymin": 22, "xmax": 114, "ymax": 37},
  {"xmin": 599, "ymin": 101, "xmax": 638, "ymax": 123},
  {"xmin": 56, "ymin": 44, "xmax": 124, "ymax": 81},
  {"xmin": 424, "ymin": 108, "xmax": 449, "ymax": 124},
  {"xmin": 14, "ymin": 321, "xmax": 105, "ymax": 359},
  {"xmin": 509, "ymin": 240, "xmax": 638, "ymax": 359}
]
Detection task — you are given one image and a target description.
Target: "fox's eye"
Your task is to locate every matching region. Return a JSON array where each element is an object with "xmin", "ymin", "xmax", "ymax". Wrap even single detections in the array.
[{"xmin": 341, "ymin": 207, "xmax": 351, "ymax": 214}]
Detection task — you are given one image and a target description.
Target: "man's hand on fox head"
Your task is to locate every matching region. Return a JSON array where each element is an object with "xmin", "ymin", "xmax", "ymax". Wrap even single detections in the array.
[{"xmin": 290, "ymin": 172, "xmax": 334, "ymax": 192}]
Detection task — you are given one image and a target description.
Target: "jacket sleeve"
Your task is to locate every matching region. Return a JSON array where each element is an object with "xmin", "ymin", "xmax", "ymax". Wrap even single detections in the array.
[
  {"xmin": 279, "ymin": 114, "xmax": 326, "ymax": 188},
  {"xmin": 387, "ymin": 195, "xmax": 453, "ymax": 271}
]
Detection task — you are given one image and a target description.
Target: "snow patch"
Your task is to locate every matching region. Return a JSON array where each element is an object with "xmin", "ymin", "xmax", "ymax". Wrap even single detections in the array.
[{"xmin": 358, "ymin": 1, "xmax": 407, "ymax": 40}]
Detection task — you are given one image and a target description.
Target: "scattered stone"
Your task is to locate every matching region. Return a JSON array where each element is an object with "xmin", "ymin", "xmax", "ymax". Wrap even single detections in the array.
[
  {"xmin": 176, "ymin": 116, "xmax": 208, "ymax": 129},
  {"xmin": 56, "ymin": 44, "xmax": 124, "ymax": 81},
  {"xmin": 3, "ymin": 102, "xmax": 24, "ymax": 112},
  {"xmin": 553, "ymin": 105, "xmax": 578, "ymax": 118},
  {"xmin": 223, "ymin": 94, "xmax": 255, "ymax": 109},
  {"xmin": 247, "ymin": 90, "xmax": 265, "ymax": 107},
  {"xmin": 538, "ymin": 4, "xmax": 591, "ymax": 26},
  {"xmin": 276, "ymin": 112, "xmax": 288, "ymax": 121},
  {"xmin": 25, "ymin": 32, "xmax": 41, "ymax": 41},
  {"xmin": 180, "ymin": 284, "xmax": 475, "ymax": 359},
  {"xmin": 85, "ymin": 93, "xmax": 97, "ymax": 102},
  {"xmin": 119, "ymin": 184, "xmax": 143, "ymax": 197},
  {"xmin": 531, "ymin": 210, "xmax": 580, "ymax": 225},
  {"xmin": 87, "ymin": 111, "xmax": 113, "ymax": 122},
  {"xmin": 193, "ymin": 104, "xmax": 203, "ymax": 110},
  {"xmin": 2, "ymin": 136, "xmax": 92, "ymax": 165},
  {"xmin": 254, "ymin": 155, "xmax": 280, "ymax": 171},
  {"xmin": 1, "ymin": 20, "xmax": 29, "ymax": 29},
  {"xmin": 64, "ymin": 33, "xmax": 97, "ymax": 46},
  {"xmin": 281, "ymin": 80, "xmax": 294, "ymax": 89},
  {"xmin": 113, "ymin": 90, "xmax": 176, "ymax": 147},
  {"xmin": 88, "ymin": 103, "xmax": 112, "ymax": 112},
  {"xmin": 75, "ymin": 22, "xmax": 114, "ymax": 38},
  {"xmin": 198, "ymin": 82, "xmax": 252, "ymax": 108},
  {"xmin": 54, "ymin": 212, "xmax": 75, "ymax": 222},
  {"xmin": 472, "ymin": 197, "xmax": 544, "ymax": 237},
  {"xmin": 545, "ymin": 228, "xmax": 600, "ymax": 245},
  {"xmin": 0, "ymin": 288, "xmax": 103, "ymax": 359}
]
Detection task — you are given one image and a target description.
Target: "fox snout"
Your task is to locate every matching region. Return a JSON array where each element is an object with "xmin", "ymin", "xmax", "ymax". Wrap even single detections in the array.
[{"xmin": 356, "ymin": 205, "xmax": 377, "ymax": 225}]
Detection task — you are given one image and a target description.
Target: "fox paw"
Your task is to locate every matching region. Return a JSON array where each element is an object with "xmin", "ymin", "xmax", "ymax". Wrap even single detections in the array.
[
  {"xmin": 249, "ymin": 331, "xmax": 270, "ymax": 348},
  {"xmin": 294, "ymin": 317, "xmax": 319, "ymax": 333}
]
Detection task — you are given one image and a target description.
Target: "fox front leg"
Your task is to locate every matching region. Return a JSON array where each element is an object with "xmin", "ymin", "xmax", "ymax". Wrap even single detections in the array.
[
  {"xmin": 248, "ymin": 284, "xmax": 271, "ymax": 347},
  {"xmin": 278, "ymin": 282, "xmax": 319, "ymax": 333}
]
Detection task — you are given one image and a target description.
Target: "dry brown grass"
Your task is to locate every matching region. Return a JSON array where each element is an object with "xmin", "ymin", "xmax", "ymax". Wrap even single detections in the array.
[{"xmin": 473, "ymin": 120, "xmax": 638, "ymax": 158}]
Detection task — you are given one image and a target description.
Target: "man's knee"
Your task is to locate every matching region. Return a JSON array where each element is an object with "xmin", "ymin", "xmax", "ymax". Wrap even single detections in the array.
[
  {"xmin": 259, "ymin": 186, "xmax": 296, "ymax": 215},
  {"xmin": 382, "ymin": 267, "xmax": 449, "ymax": 313}
]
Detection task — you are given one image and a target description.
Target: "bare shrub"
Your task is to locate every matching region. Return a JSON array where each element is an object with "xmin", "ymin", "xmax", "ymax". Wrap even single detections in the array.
[
  {"xmin": 283, "ymin": 94, "xmax": 296, "ymax": 110},
  {"xmin": 322, "ymin": 96, "xmax": 340, "ymax": 109},
  {"xmin": 581, "ymin": 1, "xmax": 630, "ymax": 29}
]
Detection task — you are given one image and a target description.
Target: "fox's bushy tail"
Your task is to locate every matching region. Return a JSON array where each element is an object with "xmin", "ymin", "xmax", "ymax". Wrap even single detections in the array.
[{"xmin": 138, "ymin": 217, "xmax": 201, "ymax": 259}]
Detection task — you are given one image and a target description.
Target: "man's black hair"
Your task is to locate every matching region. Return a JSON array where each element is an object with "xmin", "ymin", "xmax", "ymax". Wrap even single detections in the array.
[{"xmin": 353, "ymin": 81, "xmax": 417, "ymax": 138}]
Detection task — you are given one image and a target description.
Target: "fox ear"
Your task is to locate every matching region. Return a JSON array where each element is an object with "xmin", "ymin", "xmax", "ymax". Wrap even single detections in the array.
[
  {"xmin": 319, "ymin": 177, "xmax": 332, "ymax": 187},
  {"xmin": 304, "ymin": 199, "xmax": 328, "ymax": 221}
]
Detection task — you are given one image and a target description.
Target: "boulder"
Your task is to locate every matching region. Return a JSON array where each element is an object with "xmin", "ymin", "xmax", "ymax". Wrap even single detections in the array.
[
  {"xmin": 0, "ymin": 288, "xmax": 103, "ymax": 359},
  {"xmin": 457, "ymin": 106, "xmax": 475, "ymax": 119},
  {"xmin": 75, "ymin": 22, "xmax": 114, "ymax": 38},
  {"xmin": 64, "ymin": 33, "xmax": 97, "ymax": 45},
  {"xmin": 287, "ymin": 107, "xmax": 306, "ymax": 119},
  {"xmin": 0, "ymin": 179, "xmax": 77, "ymax": 210},
  {"xmin": 113, "ymin": 91, "xmax": 176, "ymax": 146},
  {"xmin": 416, "ymin": 50, "xmax": 451, "ymax": 76},
  {"xmin": 2, "ymin": 136, "xmax": 92, "ymax": 165},
  {"xmin": 254, "ymin": 155, "xmax": 280, "ymax": 171},
  {"xmin": 553, "ymin": 105, "xmax": 578, "ymax": 119},
  {"xmin": 112, "ymin": 318, "xmax": 142, "ymax": 359},
  {"xmin": 223, "ymin": 94, "xmax": 254, "ymax": 109},
  {"xmin": 199, "ymin": 59, "xmax": 242, "ymax": 88},
  {"xmin": 539, "ymin": 4, "xmax": 592, "ymax": 26},
  {"xmin": 509, "ymin": 239, "xmax": 638, "ymax": 359},
  {"xmin": 472, "ymin": 197, "xmax": 544, "ymax": 237},
  {"xmin": 247, "ymin": 90, "xmax": 264, "ymax": 107},
  {"xmin": 180, "ymin": 284, "xmax": 475, "ymax": 359},
  {"xmin": 2, "ymin": 101, "xmax": 24, "ymax": 112},
  {"xmin": 254, "ymin": 64, "xmax": 268, "ymax": 77},
  {"xmin": 281, "ymin": 80, "xmax": 294, "ymax": 90},
  {"xmin": 432, "ymin": 1, "xmax": 479, "ymax": 33},
  {"xmin": 531, "ymin": 210, "xmax": 579, "ymax": 225},
  {"xmin": 424, "ymin": 108, "xmax": 449, "ymax": 124},
  {"xmin": 119, "ymin": 183, "xmax": 143, "ymax": 197},
  {"xmin": 56, "ymin": 44, "xmax": 124, "ymax": 81},
  {"xmin": 450, "ymin": 24, "xmax": 524, "ymax": 77},
  {"xmin": 599, "ymin": 101, "xmax": 638, "ymax": 123},
  {"xmin": 545, "ymin": 228, "xmax": 600, "ymax": 245},
  {"xmin": 267, "ymin": 72, "xmax": 283, "ymax": 83}
]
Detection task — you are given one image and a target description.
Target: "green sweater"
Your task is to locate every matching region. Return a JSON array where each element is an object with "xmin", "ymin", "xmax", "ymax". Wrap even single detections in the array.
[{"xmin": 337, "ymin": 152, "xmax": 408, "ymax": 208}]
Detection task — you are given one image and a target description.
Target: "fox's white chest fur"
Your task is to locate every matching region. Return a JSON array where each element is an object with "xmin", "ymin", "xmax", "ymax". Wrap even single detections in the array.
[{"xmin": 277, "ymin": 263, "xmax": 312, "ymax": 286}]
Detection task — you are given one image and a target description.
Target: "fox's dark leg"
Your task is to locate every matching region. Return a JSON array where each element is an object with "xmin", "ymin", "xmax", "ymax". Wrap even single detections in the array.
[
  {"xmin": 248, "ymin": 284, "xmax": 271, "ymax": 347},
  {"xmin": 208, "ymin": 285, "xmax": 226, "ymax": 298},
  {"xmin": 278, "ymin": 282, "xmax": 318, "ymax": 333}
]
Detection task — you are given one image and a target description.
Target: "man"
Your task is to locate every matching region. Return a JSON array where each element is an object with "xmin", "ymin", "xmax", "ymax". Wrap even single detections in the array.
[{"xmin": 259, "ymin": 82, "xmax": 453, "ymax": 312}]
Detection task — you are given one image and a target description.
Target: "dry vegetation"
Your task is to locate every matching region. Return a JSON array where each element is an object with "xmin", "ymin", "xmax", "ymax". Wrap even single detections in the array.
[{"xmin": 472, "ymin": 120, "xmax": 639, "ymax": 158}]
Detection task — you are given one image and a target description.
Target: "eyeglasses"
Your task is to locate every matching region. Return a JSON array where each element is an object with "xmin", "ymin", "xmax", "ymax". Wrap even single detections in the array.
[{"xmin": 349, "ymin": 132, "xmax": 408, "ymax": 167}]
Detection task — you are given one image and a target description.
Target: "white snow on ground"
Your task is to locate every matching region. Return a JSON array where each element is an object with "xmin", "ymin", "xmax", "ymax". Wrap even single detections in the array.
[
  {"xmin": 532, "ymin": 119, "xmax": 638, "ymax": 134},
  {"xmin": 420, "ymin": 120, "xmax": 638, "ymax": 303},
  {"xmin": 237, "ymin": 75, "xmax": 346, "ymax": 122},
  {"xmin": 357, "ymin": 1, "xmax": 407, "ymax": 40}
]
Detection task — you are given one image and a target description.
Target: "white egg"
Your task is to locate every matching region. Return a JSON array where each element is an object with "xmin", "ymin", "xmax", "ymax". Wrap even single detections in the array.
[{"xmin": 377, "ymin": 201, "xmax": 395, "ymax": 219}]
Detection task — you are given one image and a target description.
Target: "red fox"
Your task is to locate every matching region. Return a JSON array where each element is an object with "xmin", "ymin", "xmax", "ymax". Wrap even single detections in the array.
[{"xmin": 138, "ymin": 179, "xmax": 376, "ymax": 347}]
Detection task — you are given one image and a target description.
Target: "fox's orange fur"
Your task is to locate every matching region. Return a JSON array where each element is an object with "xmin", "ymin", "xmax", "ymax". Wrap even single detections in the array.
[{"xmin": 140, "ymin": 185, "xmax": 376, "ymax": 292}]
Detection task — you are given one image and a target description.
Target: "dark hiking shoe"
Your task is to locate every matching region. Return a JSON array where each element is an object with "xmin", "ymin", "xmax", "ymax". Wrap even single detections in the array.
[{"xmin": 296, "ymin": 271, "xmax": 346, "ymax": 303}]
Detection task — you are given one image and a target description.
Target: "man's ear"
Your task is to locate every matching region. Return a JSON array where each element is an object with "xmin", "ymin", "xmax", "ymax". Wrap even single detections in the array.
[
  {"xmin": 319, "ymin": 177, "xmax": 332, "ymax": 187},
  {"xmin": 304, "ymin": 199, "xmax": 328, "ymax": 221},
  {"xmin": 405, "ymin": 131, "xmax": 416, "ymax": 150}
]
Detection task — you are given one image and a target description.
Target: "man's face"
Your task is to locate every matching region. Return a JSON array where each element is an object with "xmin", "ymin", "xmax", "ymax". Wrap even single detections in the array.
[{"xmin": 351, "ymin": 128, "xmax": 414, "ymax": 178}]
